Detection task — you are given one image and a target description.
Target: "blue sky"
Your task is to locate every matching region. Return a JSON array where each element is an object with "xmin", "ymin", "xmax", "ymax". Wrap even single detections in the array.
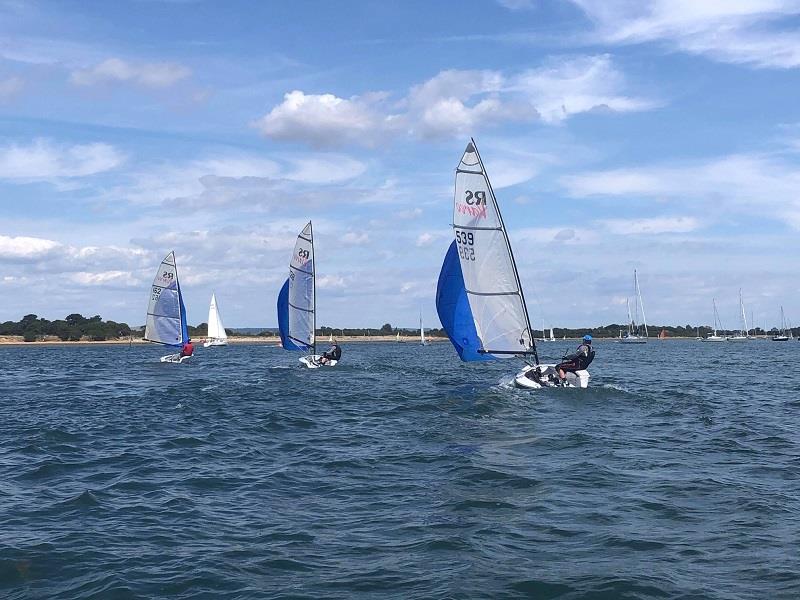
[{"xmin": 1, "ymin": 0, "xmax": 800, "ymax": 330}]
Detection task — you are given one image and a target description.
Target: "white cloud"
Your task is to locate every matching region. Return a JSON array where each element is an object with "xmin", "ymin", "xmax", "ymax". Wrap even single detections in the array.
[
  {"xmin": 254, "ymin": 56, "xmax": 652, "ymax": 146},
  {"xmin": 600, "ymin": 216, "xmax": 700, "ymax": 235},
  {"xmin": 0, "ymin": 139, "xmax": 125, "ymax": 179},
  {"xmin": 0, "ymin": 76, "xmax": 23, "ymax": 98},
  {"xmin": 253, "ymin": 90, "xmax": 400, "ymax": 147},
  {"xmin": 69, "ymin": 270, "xmax": 138, "ymax": 286},
  {"xmin": 70, "ymin": 58, "xmax": 191, "ymax": 88},
  {"xmin": 341, "ymin": 231, "xmax": 370, "ymax": 245},
  {"xmin": 0, "ymin": 235, "xmax": 61, "ymax": 260},
  {"xmin": 571, "ymin": 0, "xmax": 800, "ymax": 69}
]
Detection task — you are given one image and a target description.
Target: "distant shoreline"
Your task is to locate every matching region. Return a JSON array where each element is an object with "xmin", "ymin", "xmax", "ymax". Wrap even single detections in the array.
[{"xmin": 0, "ymin": 335, "xmax": 747, "ymax": 347}]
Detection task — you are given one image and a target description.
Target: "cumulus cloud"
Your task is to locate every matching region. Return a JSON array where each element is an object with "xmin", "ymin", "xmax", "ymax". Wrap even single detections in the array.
[
  {"xmin": 341, "ymin": 232, "xmax": 370, "ymax": 245},
  {"xmin": 0, "ymin": 235, "xmax": 61, "ymax": 260},
  {"xmin": 0, "ymin": 139, "xmax": 125, "ymax": 179},
  {"xmin": 254, "ymin": 56, "xmax": 652, "ymax": 146},
  {"xmin": 570, "ymin": 0, "xmax": 800, "ymax": 69},
  {"xmin": 70, "ymin": 58, "xmax": 191, "ymax": 87},
  {"xmin": 253, "ymin": 90, "xmax": 400, "ymax": 147}
]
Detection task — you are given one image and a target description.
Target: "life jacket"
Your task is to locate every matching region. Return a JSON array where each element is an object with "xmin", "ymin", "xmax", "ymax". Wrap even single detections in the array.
[{"xmin": 330, "ymin": 345, "xmax": 342, "ymax": 360}]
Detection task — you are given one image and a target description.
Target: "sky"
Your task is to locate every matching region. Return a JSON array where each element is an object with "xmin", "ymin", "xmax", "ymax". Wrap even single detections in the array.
[{"xmin": 1, "ymin": 0, "xmax": 800, "ymax": 330}]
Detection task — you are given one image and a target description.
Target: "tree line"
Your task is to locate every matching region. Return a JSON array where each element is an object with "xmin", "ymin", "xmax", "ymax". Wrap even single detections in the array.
[{"xmin": 0, "ymin": 314, "xmax": 133, "ymax": 342}]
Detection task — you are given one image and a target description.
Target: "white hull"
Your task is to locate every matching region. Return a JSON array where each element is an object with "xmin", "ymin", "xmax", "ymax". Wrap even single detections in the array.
[
  {"xmin": 728, "ymin": 336, "xmax": 749, "ymax": 342},
  {"xmin": 161, "ymin": 353, "xmax": 190, "ymax": 363},
  {"xmin": 772, "ymin": 336, "xmax": 790, "ymax": 341},
  {"xmin": 299, "ymin": 355, "xmax": 338, "ymax": 369},
  {"xmin": 203, "ymin": 339, "xmax": 228, "ymax": 347},
  {"xmin": 620, "ymin": 336, "xmax": 647, "ymax": 344},
  {"xmin": 702, "ymin": 336, "xmax": 727, "ymax": 342},
  {"xmin": 514, "ymin": 364, "xmax": 590, "ymax": 389}
]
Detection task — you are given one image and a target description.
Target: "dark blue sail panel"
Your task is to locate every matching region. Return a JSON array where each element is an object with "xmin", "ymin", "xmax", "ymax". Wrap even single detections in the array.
[
  {"xmin": 178, "ymin": 280, "xmax": 189, "ymax": 346},
  {"xmin": 277, "ymin": 278, "xmax": 306, "ymax": 351},
  {"xmin": 436, "ymin": 241, "xmax": 495, "ymax": 362}
]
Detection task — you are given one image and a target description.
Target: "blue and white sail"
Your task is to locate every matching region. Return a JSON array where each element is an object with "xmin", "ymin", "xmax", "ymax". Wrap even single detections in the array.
[
  {"xmin": 277, "ymin": 222, "xmax": 315, "ymax": 352},
  {"xmin": 436, "ymin": 139, "xmax": 536, "ymax": 362},
  {"xmin": 144, "ymin": 251, "xmax": 189, "ymax": 347}
]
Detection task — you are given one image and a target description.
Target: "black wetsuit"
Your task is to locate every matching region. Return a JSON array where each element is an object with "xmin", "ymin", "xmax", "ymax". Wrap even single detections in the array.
[
  {"xmin": 557, "ymin": 342, "xmax": 594, "ymax": 373},
  {"xmin": 322, "ymin": 345, "xmax": 342, "ymax": 361}
]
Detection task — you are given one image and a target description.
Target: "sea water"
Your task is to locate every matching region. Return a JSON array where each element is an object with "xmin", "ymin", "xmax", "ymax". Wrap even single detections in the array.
[{"xmin": 1, "ymin": 341, "xmax": 798, "ymax": 599}]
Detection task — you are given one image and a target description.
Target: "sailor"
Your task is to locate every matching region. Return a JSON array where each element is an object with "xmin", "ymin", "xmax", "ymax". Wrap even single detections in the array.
[
  {"xmin": 319, "ymin": 339, "xmax": 342, "ymax": 365},
  {"xmin": 557, "ymin": 334, "xmax": 594, "ymax": 381},
  {"xmin": 180, "ymin": 338, "xmax": 194, "ymax": 358}
]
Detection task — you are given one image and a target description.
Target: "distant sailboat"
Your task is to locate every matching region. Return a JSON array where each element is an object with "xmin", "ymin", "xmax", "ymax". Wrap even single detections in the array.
[
  {"xmin": 277, "ymin": 222, "xmax": 337, "ymax": 368},
  {"xmin": 728, "ymin": 289, "xmax": 750, "ymax": 342},
  {"xmin": 144, "ymin": 251, "xmax": 190, "ymax": 362},
  {"xmin": 420, "ymin": 310, "xmax": 429, "ymax": 346},
  {"xmin": 702, "ymin": 299, "xmax": 727, "ymax": 342},
  {"xmin": 773, "ymin": 306, "xmax": 790, "ymax": 341},
  {"xmin": 396, "ymin": 331, "xmax": 405, "ymax": 343},
  {"xmin": 435, "ymin": 139, "xmax": 590, "ymax": 388},
  {"xmin": 620, "ymin": 270, "xmax": 648, "ymax": 344},
  {"xmin": 204, "ymin": 293, "xmax": 228, "ymax": 347},
  {"xmin": 549, "ymin": 328, "xmax": 555, "ymax": 342}
]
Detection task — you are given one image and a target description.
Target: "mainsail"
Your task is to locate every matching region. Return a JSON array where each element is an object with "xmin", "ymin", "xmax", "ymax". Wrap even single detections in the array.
[
  {"xmin": 277, "ymin": 222, "xmax": 315, "ymax": 352},
  {"xmin": 144, "ymin": 251, "xmax": 188, "ymax": 346},
  {"xmin": 437, "ymin": 139, "xmax": 536, "ymax": 362},
  {"xmin": 207, "ymin": 293, "xmax": 227, "ymax": 342}
]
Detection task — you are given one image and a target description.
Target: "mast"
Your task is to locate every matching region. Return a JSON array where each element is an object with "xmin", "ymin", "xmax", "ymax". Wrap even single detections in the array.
[
  {"xmin": 739, "ymin": 289, "xmax": 748, "ymax": 336},
  {"xmin": 309, "ymin": 221, "xmax": 316, "ymax": 355},
  {"xmin": 635, "ymin": 270, "xmax": 648, "ymax": 338},
  {"xmin": 626, "ymin": 298, "xmax": 633, "ymax": 336},
  {"xmin": 469, "ymin": 138, "xmax": 538, "ymax": 364}
]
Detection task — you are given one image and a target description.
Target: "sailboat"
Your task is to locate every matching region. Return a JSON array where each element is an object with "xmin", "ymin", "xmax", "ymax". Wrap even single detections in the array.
[
  {"xmin": 549, "ymin": 328, "xmax": 556, "ymax": 342},
  {"xmin": 203, "ymin": 293, "xmax": 228, "ymax": 347},
  {"xmin": 420, "ymin": 310, "xmax": 429, "ymax": 346},
  {"xmin": 773, "ymin": 306, "xmax": 790, "ymax": 341},
  {"xmin": 728, "ymin": 289, "xmax": 750, "ymax": 342},
  {"xmin": 277, "ymin": 222, "xmax": 337, "ymax": 368},
  {"xmin": 144, "ymin": 251, "xmax": 190, "ymax": 363},
  {"xmin": 620, "ymin": 270, "xmax": 647, "ymax": 343},
  {"xmin": 396, "ymin": 331, "xmax": 405, "ymax": 343},
  {"xmin": 702, "ymin": 299, "xmax": 727, "ymax": 342},
  {"xmin": 435, "ymin": 139, "xmax": 590, "ymax": 389}
]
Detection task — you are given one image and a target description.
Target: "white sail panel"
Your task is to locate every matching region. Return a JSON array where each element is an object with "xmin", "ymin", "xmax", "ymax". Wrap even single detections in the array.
[
  {"xmin": 288, "ymin": 222, "xmax": 315, "ymax": 349},
  {"xmin": 452, "ymin": 140, "xmax": 532, "ymax": 356},
  {"xmin": 145, "ymin": 251, "xmax": 184, "ymax": 345},
  {"xmin": 207, "ymin": 293, "xmax": 227, "ymax": 340}
]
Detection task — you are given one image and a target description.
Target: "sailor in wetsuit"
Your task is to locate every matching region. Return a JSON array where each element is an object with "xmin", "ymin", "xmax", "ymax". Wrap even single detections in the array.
[
  {"xmin": 557, "ymin": 334, "xmax": 594, "ymax": 381},
  {"xmin": 180, "ymin": 338, "xmax": 194, "ymax": 358},
  {"xmin": 318, "ymin": 339, "xmax": 342, "ymax": 365}
]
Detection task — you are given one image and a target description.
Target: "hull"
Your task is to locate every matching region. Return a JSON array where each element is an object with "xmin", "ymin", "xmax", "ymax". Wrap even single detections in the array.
[
  {"xmin": 620, "ymin": 336, "xmax": 647, "ymax": 344},
  {"xmin": 161, "ymin": 353, "xmax": 190, "ymax": 363},
  {"xmin": 300, "ymin": 355, "xmax": 338, "ymax": 369},
  {"xmin": 728, "ymin": 336, "xmax": 749, "ymax": 342},
  {"xmin": 203, "ymin": 339, "xmax": 228, "ymax": 347},
  {"xmin": 702, "ymin": 336, "xmax": 727, "ymax": 342},
  {"xmin": 514, "ymin": 364, "xmax": 590, "ymax": 389},
  {"xmin": 772, "ymin": 336, "xmax": 789, "ymax": 341}
]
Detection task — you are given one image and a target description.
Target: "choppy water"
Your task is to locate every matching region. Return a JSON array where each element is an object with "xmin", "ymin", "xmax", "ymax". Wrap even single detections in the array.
[{"xmin": 1, "ymin": 340, "xmax": 798, "ymax": 599}]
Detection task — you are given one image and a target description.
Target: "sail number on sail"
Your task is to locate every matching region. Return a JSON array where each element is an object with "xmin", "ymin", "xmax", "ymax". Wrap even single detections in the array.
[{"xmin": 455, "ymin": 229, "xmax": 475, "ymax": 261}]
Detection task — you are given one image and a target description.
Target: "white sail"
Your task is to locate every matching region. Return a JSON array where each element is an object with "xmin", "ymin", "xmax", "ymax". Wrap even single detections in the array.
[
  {"xmin": 288, "ymin": 222, "xmax": 315, "ymax": 349},
  {"xmin": 144, "ymin": 251, "xmax": 186, "ymax": 346},
  {"xmin": 420, "ymin": 310, "xmax": 427, "ymax": 345},
  {"xmin": 549, "ymin": 328, "xmax": 555, "ymax": 341},
  {"xmin": 207, "ymin": 293, "xmax": 227, "ymax": 341},
  {"xmin": 453, "ymin": 139, "xmax": 533, "ymax": 357}
]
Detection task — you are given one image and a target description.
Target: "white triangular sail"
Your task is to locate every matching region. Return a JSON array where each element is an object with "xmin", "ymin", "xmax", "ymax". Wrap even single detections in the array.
[
  {"xmin": 207, "ymin": 293, "xmax": 227, "ymax": 342},
  {"xmin": 144, "ymin": 251, "xmax": 187, "ymax": 346},
  {"xmin": 288, "ymin": 222, "xmax": 316, "ymax": 350},
  {"xmin": 420, "ymin": 310, "xmax": 428, "ymax": 345},
  {"xmin": 453, "ymin": 139, "xmax": 534, "ymax": 357}
]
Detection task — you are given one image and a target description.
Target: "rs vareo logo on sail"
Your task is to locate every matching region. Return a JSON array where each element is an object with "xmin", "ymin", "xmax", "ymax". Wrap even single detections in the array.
[{"xmin": 457, "ymin": 190, "xmax": 487, "ymax": 219}]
